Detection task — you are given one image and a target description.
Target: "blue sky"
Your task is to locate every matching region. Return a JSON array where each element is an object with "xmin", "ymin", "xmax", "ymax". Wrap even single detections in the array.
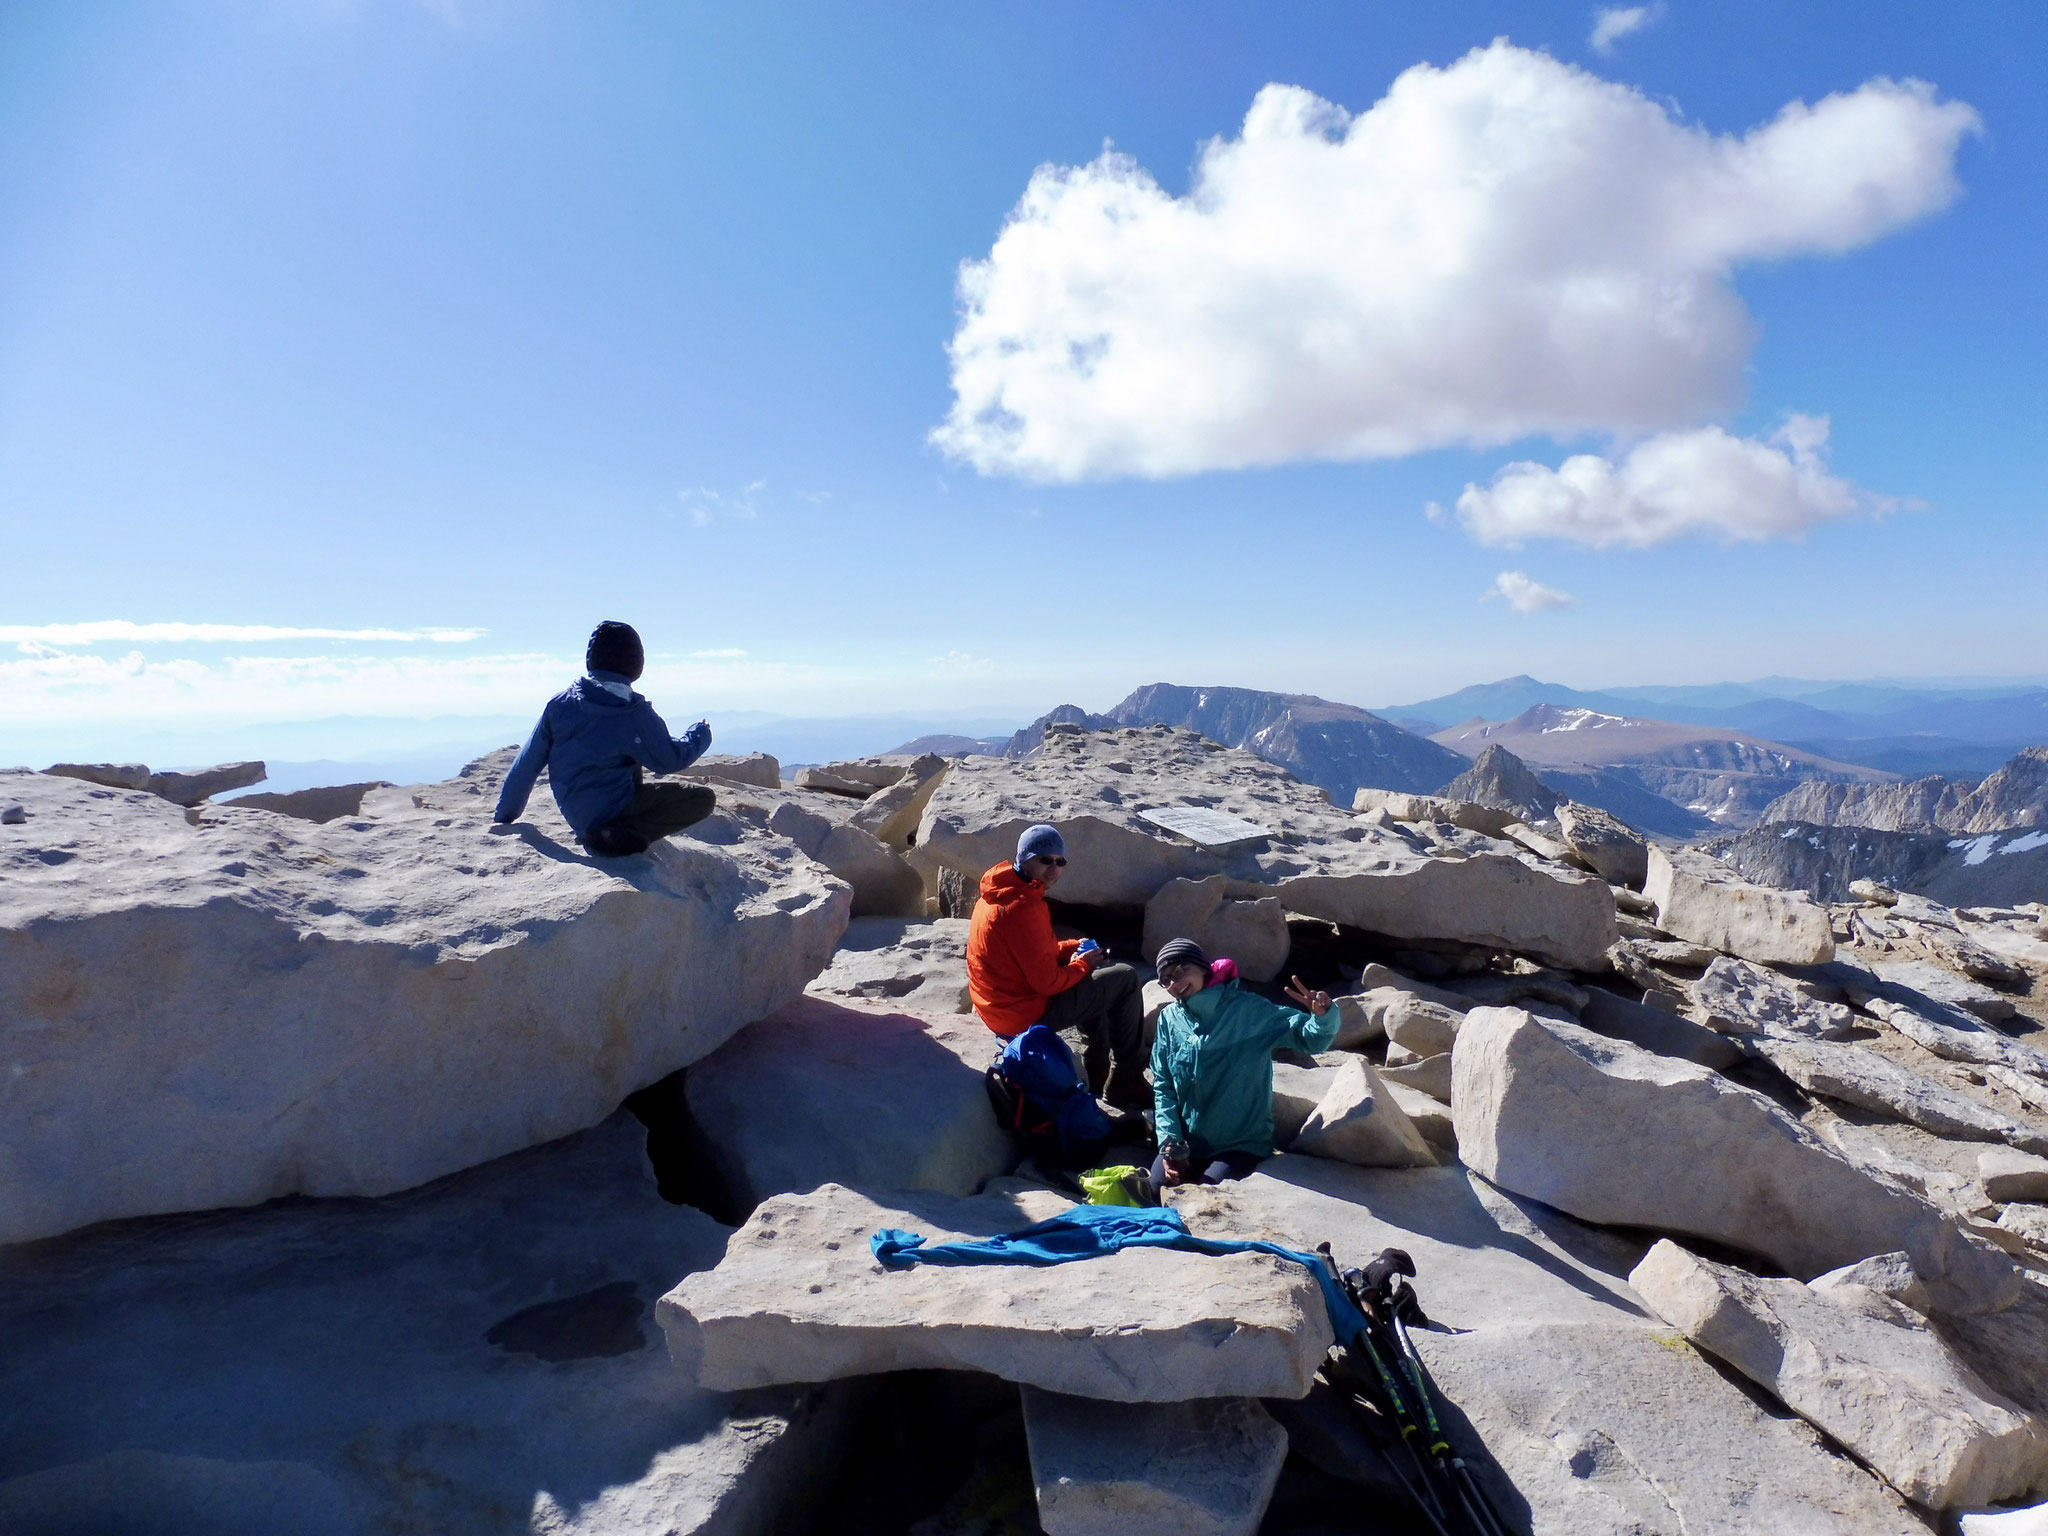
[{"xmin": 1, "ymin": 1, "xmax": 2042, "ymax": 764}]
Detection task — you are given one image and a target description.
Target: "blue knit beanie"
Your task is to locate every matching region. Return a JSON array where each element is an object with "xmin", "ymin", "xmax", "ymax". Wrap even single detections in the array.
[{"xmin": 1014, "ymin": 823, "xmax": 1065, "ymax": 873}]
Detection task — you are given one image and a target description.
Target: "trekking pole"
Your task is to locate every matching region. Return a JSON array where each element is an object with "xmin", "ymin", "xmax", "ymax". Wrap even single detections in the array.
[
  {"xmin": 1388, "ymin": 1297, "xmax": 1514, "ymax": 1536},
  {"xmin": 1340, "ymin": 1246, "xmax": 1519, "ymax": 1536},
  {"xmin": 1319, "ymin": 1244, "xmax": 1462, "ymax": 1533},
  {"xmin": 1326, "ymin": 1346, "xmax": 1456, "ymax": 1536}
]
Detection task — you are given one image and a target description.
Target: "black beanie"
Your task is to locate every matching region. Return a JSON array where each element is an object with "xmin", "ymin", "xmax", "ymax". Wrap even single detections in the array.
[
  {"xmin": 1154, "ymin": 937, "xmax": 1209, "ymax": 982},
  {"xmin": 586, "ymin": 621, "xmax": 644, "ymax": 681}
]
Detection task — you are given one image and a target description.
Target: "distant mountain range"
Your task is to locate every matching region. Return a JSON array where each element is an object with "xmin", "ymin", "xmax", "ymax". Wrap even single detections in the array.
[
  {"xmin": 1427, "ymin": 703, "xmax": 1888, "ymax": 829},
  {"xmin": 891, "ymin": 674, "xmax": 2048, "ymax": 844},
  {"xmin": 1383, "ymin": 674, "xmax": 2048, "ymax": 778}
]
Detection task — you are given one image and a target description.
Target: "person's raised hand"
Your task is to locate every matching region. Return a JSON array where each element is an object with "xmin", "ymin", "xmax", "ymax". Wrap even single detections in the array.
[{"xmin": 1284, "ymin": 974, "xmax": 1332, "ymax": 1015}]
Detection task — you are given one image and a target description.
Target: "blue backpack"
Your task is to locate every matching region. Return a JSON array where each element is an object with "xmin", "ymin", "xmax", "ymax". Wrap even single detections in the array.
[{"xmin": 985, "ymin": 1025, "xmax": 1113, "ymax": 1170}]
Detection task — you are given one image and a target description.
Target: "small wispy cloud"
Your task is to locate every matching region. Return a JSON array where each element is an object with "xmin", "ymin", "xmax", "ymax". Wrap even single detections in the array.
[
  {"xmin": 1483, "ymin": 571, "xmax": 1576, "ymax": 613},
  {"xmin": 1589, "ymin": 5, "xmax": 1658, "ymax": 55},
  {"xmin": 927, "ymin": 650, "xmax": 996, "ymax": 676},
  {"xmin": 677, "ymin": 481, "xmax": 766, "ymax": 528},
  {"xmin": 1, "ymin": 621, "xmax": 484, "ymax": 647},
  {"xmin": 689, "ymin": 648, "xmax": 748, "ymax": 659}
]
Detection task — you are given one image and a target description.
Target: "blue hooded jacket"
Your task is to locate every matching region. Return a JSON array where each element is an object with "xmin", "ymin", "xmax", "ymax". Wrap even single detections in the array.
[{"xmin": 492, "ymin": 673, "xmax": 711, "ymax": 838}]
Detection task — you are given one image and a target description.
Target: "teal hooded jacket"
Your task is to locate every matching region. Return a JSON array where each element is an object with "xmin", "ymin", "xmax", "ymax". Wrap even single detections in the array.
[{"xmin": 1151, "ymin": 980, "xmax": 1341, "ymax": 1158}]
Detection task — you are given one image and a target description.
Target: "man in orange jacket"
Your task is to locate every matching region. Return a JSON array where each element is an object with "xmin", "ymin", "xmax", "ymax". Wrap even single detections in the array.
[{"xmin": 967, "ymin": 823, "xmax": 1148, "ymax": 1109}]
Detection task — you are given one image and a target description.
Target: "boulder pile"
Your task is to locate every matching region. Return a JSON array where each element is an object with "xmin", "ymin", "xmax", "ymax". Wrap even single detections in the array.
[{"xmin": 5, "ymin": 716, "xmax": 2048, "ymax": 1534}]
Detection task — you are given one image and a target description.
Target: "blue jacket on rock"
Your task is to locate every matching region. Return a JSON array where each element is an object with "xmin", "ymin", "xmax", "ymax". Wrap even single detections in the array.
[{"xmin": 492, "ymin": 672, "xmax": 711, "ymax": 838}]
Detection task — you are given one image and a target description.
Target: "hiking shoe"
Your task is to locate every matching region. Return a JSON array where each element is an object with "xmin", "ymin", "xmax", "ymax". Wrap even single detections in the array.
[
  {"xmin": 1104, "ymin": 1065, "xmax": 1151, "ymax": 1112},
  {"xmin": 582, "ymin": 821, "xmax": 651, "ymax": 858}
]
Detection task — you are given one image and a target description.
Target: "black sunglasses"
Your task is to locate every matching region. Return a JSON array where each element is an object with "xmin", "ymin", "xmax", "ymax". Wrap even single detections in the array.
[{"xmin": 1033, "ymin": 855, "xmax": 1068, "ymax": 867}]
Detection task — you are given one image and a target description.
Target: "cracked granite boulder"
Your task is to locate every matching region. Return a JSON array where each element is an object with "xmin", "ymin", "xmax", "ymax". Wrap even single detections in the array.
[
  {"xmin": 0, "ymin": 760, "xmax": 847, "ymax": 1244},
  {"xmin": 1452, "ymin": 1005, "xmax": 2022, "ymax": 1313},
  {"xmin": 659, "ymin": 1183, "xmax": 1333, "ymax": 1402},
  {"xmin": 1633, "ymin": 1239, "xmax": 2048, "ymax": 1511}
]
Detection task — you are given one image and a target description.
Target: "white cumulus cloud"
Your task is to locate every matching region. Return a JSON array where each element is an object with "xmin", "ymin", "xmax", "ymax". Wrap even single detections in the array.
[
  {"xmin": 1484, "ymin": 571, "xmax": 1577, "ymax": 612},
  {"xmin": 1590, "ymin": 6, "xmax": 1656, "ymax": 55},
  {"xmin": 1454, "ymin": 413, "xmax": 1881, "ymax": 547},
  {"xmin": 931, "ymin": 42, "xmax": 1977, "ymax": 482},
  {"xmin": 0, "ymin": 621, "xmax": 484, "ymax": 646}
]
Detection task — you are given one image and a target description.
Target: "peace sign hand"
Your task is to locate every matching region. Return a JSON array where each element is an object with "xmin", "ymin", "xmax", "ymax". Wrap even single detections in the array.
[{"xmin": 1284, "ymin": 974, "xmax": 1332, "ymax": 1016}]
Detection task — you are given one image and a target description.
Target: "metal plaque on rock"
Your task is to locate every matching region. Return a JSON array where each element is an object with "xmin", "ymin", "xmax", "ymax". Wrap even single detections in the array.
[{"xmin": 1138, "ymin": 805, "xmax": 1272, "ymax": 851}]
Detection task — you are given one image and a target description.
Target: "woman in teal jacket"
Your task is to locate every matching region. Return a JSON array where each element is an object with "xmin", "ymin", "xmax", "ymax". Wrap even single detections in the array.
[{"xmin": 1148, "ymin": 938, "xmax": 1340, "ymax": 1191}]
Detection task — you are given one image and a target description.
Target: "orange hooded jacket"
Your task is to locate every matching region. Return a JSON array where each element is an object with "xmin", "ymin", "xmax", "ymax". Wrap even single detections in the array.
[{"xmin": 966, "ymin": 861, "xmax": 1096, "ymax": 1037}]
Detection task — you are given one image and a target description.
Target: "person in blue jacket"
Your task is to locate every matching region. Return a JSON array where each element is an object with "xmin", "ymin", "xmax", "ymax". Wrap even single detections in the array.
[
  {"xmin": 492, "ymin": 621, "xmax": 715, "ymax": 856},
  {"xmin": 1149, "ymin": 937, "xmax": 1339, "ymax": 1191}
]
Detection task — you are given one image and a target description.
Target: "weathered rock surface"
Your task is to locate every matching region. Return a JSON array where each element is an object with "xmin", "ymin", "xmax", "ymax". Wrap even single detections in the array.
[
  {"xmin": 1021, "ymin": 1389, "xmax": 1287, "ymax": 1536},
  {"xmin": 1578, "ymin": 986, "xmax": 1746, "ymax": 1071},
  {"xmin": 1691, "ymin": 954, "xmax": 1857, "ymax": 1038},
  {"xmin": 1982, "ymin": 1149, "xmax": 2048, "ymax": 1205},
  {"xmin": 1752, "ymin": 1034, "xmax": 2048, "ymax": 1154},
  {"xmin": 1443, "ymin": 968, "xmax": 1591, "ymax": 1014},
  {"xmin": 44, "ymin": 758, "xmax": 267, "ymax": 806},
  {"xmin": 2001, "ymin": 1204, "xmax": 2048, "ymax": 1253},
  {"xmin": 1290, "ymin": 1056, "xmax": 1436, "ymax": 1168},
  {"xmin": 1379, "ymin": 992, "xmax": 1465, "ymax": 1059},
  {"xmin": 226, "ymin": 780, "xmax": 391, "ymax": 823},
  {"xmin": 686, "ymin": 751, "xmax": 782, "ymax": 789},
  {"xmin": 848, "ymin": 752, "xmax": 949, "ymax": 849},
  {"xmin": 804, "ymin": 915, "xmax": 973, "ymax": 1013},
  {"xmin": 1383, "ymin": 1080, "xmax": 1458, "ymax": 1153},
  {"xmin": 1351, "ymin": 787, "xmax": 1520, "ymax": 837},
  {"xmin": 1332, "ymin": 973, "xmax": 1475, "ymax": 1049},
  {"xmin": 1452, "ymin": 1006, "xmax": 2019, "ymax": 1310},
  {"xmin": 0, "ymin": 762, "xmax": 846, "ymax": 1245},
  {"xmin": 1140, "ymin": 875, "xmax": 1289, "ymax": 982},
  {"xmin": 1870, "ymin": 958, "xmax": 2021, "ymax": 1024},
  {"xmin": 765, "ymin": 799, "xmax": 925, "ymax": 917},
  {"xmin": 0, "ymin": 1114, "xmax": 851, "ymax": 1536},
  {"xmin": 1646, "ymin": 844, "xmax": 1835, "ymax": 964},
  {"xmin": 684, "ymin": 996, "xmax": 1013, "ymax": 1215},
  {"xmin": 1171, "ymin": 1158, "xmax": 1927, "ymax": 1534},
  {"xmin": 1814, "ymin": 1250, "xmax": 1936, "ymax": 1313},
  {"xmin": 1270, "ymin": 1062, "xmax": 1337, "ymax": 1145},
  {"xmin": 659, "ymin": 1183, "xmax": 1334, "ymax": 1401},
  {"xmin": 1503, "ymin": 819, "xmax": 1584, "ymax": 868},
  {"xmin": 910, "ymin": 725, "xmax": 1618, "ymax": 970},
  {"xmin": 1555, "ymin": 800, "xmax": 1650, "ymax": 889},
  {"xmin": 1379, "ymin": 1052, "xmax": 1453, "ymax": 1102},
  {"xmin": 1631, "ymin": 1239, "xmax": 2048, "ymax": 1510}
]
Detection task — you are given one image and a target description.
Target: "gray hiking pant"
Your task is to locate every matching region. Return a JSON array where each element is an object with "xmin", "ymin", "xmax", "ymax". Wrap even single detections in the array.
[{"xmin": 1036, "ymin": 962, "xmax": 1147, "ymax": 1089}]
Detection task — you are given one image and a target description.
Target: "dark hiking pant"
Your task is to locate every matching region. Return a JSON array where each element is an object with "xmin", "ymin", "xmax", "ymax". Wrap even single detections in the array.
[
  {"xmin": 1037, "ymin": 962, "xmax": 1147, "ymax": 1103},
  {"xmin": 1149, "ymin": 1147, "xmax": 1261, "ymax": 1197},
  {"xmin": 583, "ymin": 782, "xmax": 716, "ymax": 857}
]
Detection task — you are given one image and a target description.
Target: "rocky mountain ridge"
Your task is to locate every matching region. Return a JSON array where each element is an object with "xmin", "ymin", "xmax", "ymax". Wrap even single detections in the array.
[{"xmin": 1763, "ymin": 747, "xmax": 2048, "ymax": 836}]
